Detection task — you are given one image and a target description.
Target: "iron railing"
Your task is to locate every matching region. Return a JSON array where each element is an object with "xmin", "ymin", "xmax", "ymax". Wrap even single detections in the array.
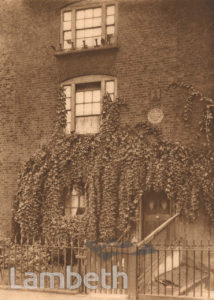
[
  {"xmin": 1, "ymin": 235, "xmax": 213, "ymax": 298},
  {"xmin": 0, "ymin": 237, "xmax": 86, "ymax": 292},
  {"xmin": 0, "ymin": 237, "xmax": 129, "ymax": 294},
  {"xmin": 86, "ymin": 240, "xmax": 129, "ymax": 295},
  {"xmin": 137, "ymin": 241, "xmax": 214, "ymax": 298}
]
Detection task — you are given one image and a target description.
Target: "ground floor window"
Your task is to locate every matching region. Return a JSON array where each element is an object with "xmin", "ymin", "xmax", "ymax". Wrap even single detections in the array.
[{"xmin": 64, "ymin": 186, "xmax": 86, "ymax": 217}]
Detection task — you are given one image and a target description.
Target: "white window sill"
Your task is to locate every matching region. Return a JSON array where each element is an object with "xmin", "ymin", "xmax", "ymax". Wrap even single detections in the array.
[{"xmin": 54, "ymin": 43, "xmax": 119, "ymax": 56}]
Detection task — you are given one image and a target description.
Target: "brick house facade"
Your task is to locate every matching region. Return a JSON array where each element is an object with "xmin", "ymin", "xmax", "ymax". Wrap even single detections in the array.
[{"xmin": 0, "ymin": 0, "xmax": 214, "ymax": 239}]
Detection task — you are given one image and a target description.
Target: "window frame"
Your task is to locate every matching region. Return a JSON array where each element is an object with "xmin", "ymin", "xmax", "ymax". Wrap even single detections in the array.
[
  {"xmin": 62, "ymin": 75, "xmax": 117, "ymax": 134},
  {"xmin": 64, "ymin": 187, "xmax": 86, "ymax": 217},
  {"xmin": 60, "ymin": 1, "xmax": 118, "ymax": 51}
]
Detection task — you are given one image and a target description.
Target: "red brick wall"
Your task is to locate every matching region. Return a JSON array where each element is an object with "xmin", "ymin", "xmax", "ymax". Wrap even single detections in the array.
[
  {"xmin": 0, "ymin": 0, "xmax": 214, "ymax": 237},
  {"xmin": 0, "ymin": 1, "xmax": 18, "ymax": 237},
  {"xmin": 56, "ymin": 0, "xmax": 214, "ymax": 145}
]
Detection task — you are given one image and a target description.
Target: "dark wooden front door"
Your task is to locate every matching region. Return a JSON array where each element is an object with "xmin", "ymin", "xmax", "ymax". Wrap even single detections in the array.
[{"xmin": 142, "ymin": 191, "xmax": 170, "ymax": 238}]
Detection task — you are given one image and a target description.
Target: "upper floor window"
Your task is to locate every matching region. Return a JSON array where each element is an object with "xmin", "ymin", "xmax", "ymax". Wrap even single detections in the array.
[
  {"xmin": 62, "ymin": 75, "xmax": 117, "ymax": 134},
  {"xmin": 61, "ymin": 3, "xmax": 117, "ymax": 51}
]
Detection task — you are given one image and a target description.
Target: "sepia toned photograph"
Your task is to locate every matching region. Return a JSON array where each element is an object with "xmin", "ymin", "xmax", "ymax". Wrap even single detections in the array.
[{"xmin": 0, "ymin": 0, "xmax": 214, "ymax": 299}]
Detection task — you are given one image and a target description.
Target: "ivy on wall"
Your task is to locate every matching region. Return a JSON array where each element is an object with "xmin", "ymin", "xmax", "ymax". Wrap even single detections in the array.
[
  {"xmin": 13, "ymin": 86, "xmax": 214, "ymax": 243},
  {"xmin": 169, "ymin": 82, "xmax": 214, "ymax": 146}
]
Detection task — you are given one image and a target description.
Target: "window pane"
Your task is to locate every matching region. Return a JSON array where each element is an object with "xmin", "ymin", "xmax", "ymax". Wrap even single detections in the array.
[
  {"xmin": 64, "ymin": 31, "xmax": 72, "ymax": 40},
  {"xmin": 72, "ymin": 188, "xmax": 78, "ymax": 196},
  {"xmin": 110, "ymin": 93, "xmax": 114, "ymax": 101},
  {"xmin": 76, "ymin": 29, "xmax": 85, "ymax": 39},
  {"xmin": 76, "ymin": 92, "xmax": 84, "ymax": 103},
  {"xmin": 80, "ymin": 195, "xmax": 85, "ymax": 207},
  {"xmin": 76, "ymin": 117, "xmax": 87, "ymax": 134},
  {"xmin": 66, "ymin": 111, "xmax": 71, "ymax": 123},
  {"xmin": 66, "ymin": 122, "xmax": 71, "ymax": 134},
  {"xmin": 85, "ymin": 37, "xmax": 93, "ymax": 47},
  {"xmin": 64, "ymin": 11, "xmax": 72, "ymax": 21},
  {"xmin": 76, "ymin": 19, "xmax": 85, "ymax": 29},
  {"xmin": 64, "ymin": 40, "xmax": 72, "ymax": 49},
  {"xmin": 94, "ymin": 8, "xmax": 101, "ymax": 17},
  {"xmin": 106, "ymin": 81, "xmax": 115, "ymax": 94},
  {"xmin": 65, "ymin": 194, "xmax": 72, "ymax": 208},
  {"xmin": 93, "ymin": 27, "xmax": 102, "ymax": 37},
  {"xmin": 76, "ymin": 39, "xmax": 83, "ymax": 49},
  {"xmin": 63, "ymin": 21, "xmax": 72, "ymax": 31},
  {"xmin": 85, "ymin": 9, "xmax": 93, "ymax": 18},
  {"xmin": 75, "ymin": 8, "xmax": 102, "ymax": 48},
  {"xmin": 85, "ymin": 18, "xmax": 93, "ymax": 28},
  {"xmin": 76, "ymin": 10, "xmax": 84, "ymax": 20},
  {"xmin": 96, "ymin": 37, "xmax": 101, "ymax": 46},
  {"xmin": 106, "ymin": 25, "xmax": 115, "ymax": 35},
  {"xmin": 93, "ymin": 17, "xmax": 101, "ymax": 27},
  {"xmin": 90, "ymin": 116, "xmax": 100, "ymax": 133},
  {"xmin": 76, "ymin": 116, "xmax": 100, "ymax": 134},
  {"xmin": 64, "ymin": 85, "xmax": 71, "ymax": 97},
  {"xmin": 85, "ymin": 29, "xmax": 93, "ymax": 38},
  {"xmin": 72, "ymin": 195, "xmax": 79, "ymax": 207},
  {"xmin": 92, "ymin": 102, "xmax": 101, "ymax": 114},
  {"xmin": 71, "ymin": 208, "xmax": 78, "ymax": 217},
  {"xmin": 106, "ymin": 5, "xmax": 115, "ymax": 16},
  {"xmin": 84, "ymin": 103, "xmax": 92, "ymax": 115},
  {"xmin": 85, "ymin": 91, "xmax": 93, "ymax": 103},
  {"xmin": 106, "ymin": 15, "xmax": 115, "ymax": 25},
  {"xmin": 77, "ymin": 81, "xmax": 101, "ymax": 91},
  {"xmin": 93, "ymin": 90, "xmax": 101, "ymax": 102},
  {"xmin": 74, "ymin": 82, "xmax": 102, "ymax": 133},
  {"xmin": 66, "ymin": 98, "xmax": 71, "ymax": 110},
  {"xmin": 76, "ymin": 104, "xmax": 84, "ymax": 116},
  {"xmin": 160, "ymin": 199, "xmax": 169, "ymax": 213}
]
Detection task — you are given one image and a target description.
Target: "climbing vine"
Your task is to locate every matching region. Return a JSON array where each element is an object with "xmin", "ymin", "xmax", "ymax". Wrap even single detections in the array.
[
  {"xmin": 13, "ymin": 86, "xmax": 214, "ymax": 243},
  {"xmin": 169, "ymin": 81, "xmax": 214, "ymax": 146}
]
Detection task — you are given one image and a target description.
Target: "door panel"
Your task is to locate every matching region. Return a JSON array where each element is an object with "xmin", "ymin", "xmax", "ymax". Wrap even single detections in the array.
[{"xmin": 142, "ymin": 191, "xmax": 170, "ymax": 239}]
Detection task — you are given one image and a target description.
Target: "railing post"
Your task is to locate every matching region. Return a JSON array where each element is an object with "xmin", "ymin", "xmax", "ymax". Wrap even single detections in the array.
[
  {"xmin": 128, "ymin": 244, "xmax": 137, "ymax": 300},
  {"xmin": 86, "ymin": 245, "xmax": 91, "ymax": 295}
]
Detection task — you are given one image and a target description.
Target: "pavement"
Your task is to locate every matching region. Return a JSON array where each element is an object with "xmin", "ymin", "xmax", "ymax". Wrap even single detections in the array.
[{"xmin": 0, "ymin": 288, "xmax": 128, "ymax": 300}]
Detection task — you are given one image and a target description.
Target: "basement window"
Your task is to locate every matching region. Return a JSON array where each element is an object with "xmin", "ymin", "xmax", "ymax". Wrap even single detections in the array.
[
  {"xmin": 61, "ymin": 3, "xmax": 117, "ymax": 51},
  {"xmin": 62, "ymin": 75, "xmax": 117, "ymax": 134}
]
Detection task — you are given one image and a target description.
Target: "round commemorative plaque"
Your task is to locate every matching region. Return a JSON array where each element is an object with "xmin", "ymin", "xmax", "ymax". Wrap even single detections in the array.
[{"xmin": 147, "ymin": 108, "xmax": 164, "ymax": 124}]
